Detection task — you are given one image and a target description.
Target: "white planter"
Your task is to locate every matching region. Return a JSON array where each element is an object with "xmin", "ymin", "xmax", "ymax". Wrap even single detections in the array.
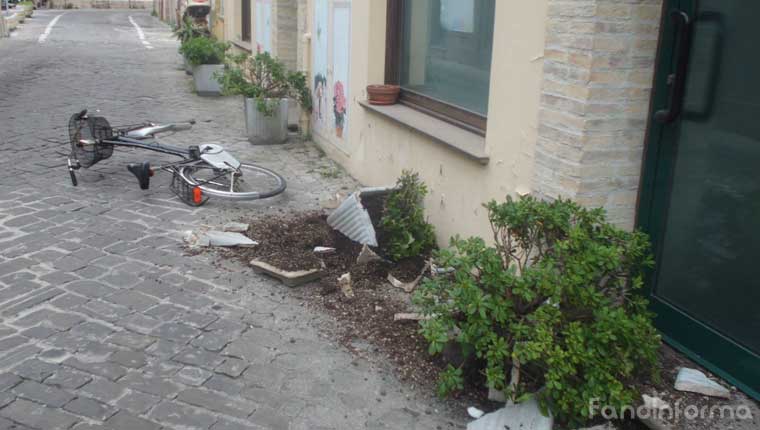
[
  {"xmin": 192, "ymin": 64, "xmax": 223, "ymax": 96},
  {"xmin": 245, "ymin": 98, "xmax": 289, "ymax": 145}
]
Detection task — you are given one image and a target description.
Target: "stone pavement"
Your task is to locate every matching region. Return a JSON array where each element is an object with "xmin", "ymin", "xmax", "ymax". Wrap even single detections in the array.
[{"xmin": 0, "ymin": 10, "xmax": 462, "ymax": 430}]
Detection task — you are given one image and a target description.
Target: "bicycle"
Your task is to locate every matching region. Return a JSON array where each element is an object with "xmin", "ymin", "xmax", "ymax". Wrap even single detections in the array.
[{"xmin": 66, "ymin": 109, "xmax": 286, "ymax": 206}]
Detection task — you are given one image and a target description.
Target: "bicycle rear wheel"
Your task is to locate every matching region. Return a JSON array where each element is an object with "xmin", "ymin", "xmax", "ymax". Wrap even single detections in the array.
[{"xmin": 177, "ymin": 163, "xmax": 286, "ymax": 200}]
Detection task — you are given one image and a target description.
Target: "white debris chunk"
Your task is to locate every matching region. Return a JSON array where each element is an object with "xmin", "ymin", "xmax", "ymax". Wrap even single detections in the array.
[
  {"xmin": 313, "ymin": 246, "xmax": 336, "ymax": 254},
  {"xmin": 467, "ymin": 399, "xmax": 552, "ymax": 430},
  {"xmin": 204, "ymin": 231, "xmax": 257, "ymax": 247},
  {"xmin": 467, "ymin": 407, "xmax": 485, "ymax": 419},
  {"xmin": 223, "ymin": 222, "xmax": 250, "ymax": 232},
  {"xmin": 674, "ymin": 367, "xmax": 731, "ymax": 399}
]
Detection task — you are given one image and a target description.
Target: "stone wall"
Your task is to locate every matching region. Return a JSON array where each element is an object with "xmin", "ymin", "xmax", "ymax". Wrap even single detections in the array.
[
  {"xmin": 272, "ymin": 0, "xmax": 297, "ymax": 70},
  {"xmin": 533, "ymin": 0, "xmax": 663, "ymax": 229}
]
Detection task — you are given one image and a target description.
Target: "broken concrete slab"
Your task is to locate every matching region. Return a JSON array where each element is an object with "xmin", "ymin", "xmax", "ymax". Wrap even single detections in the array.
[
  {"xmin": 674, "ymin": 367, "xmax": 730, "ymax": 399},
  {"xmin": 467, "ymin": 398, "xmax": 552, "ymax": 430},
  {"xmin": 223, "ymin": 222, "xmax": 249, "ymax": 233},
  {"xmin": 204, "ymin": 231, "xmax": 257, "ymax": 247},
  {"xmin": 250, "ymin": 260, "xmax": 324, "ymax": 287},
  {"xmin": 356, "ymin": 244, "xmax": 382, "ymax": 265},
  {"xmin": 467, "ymin": 407, "xmax": 485, "ymax": 419}
]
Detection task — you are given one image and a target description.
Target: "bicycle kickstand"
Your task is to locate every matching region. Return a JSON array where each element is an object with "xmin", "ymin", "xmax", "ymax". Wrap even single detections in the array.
[{"xmin": 67, "ymin": 158, "xmax": 80, "ymax": 187}]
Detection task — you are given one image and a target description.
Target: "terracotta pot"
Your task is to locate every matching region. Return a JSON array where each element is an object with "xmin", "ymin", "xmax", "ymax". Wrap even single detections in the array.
[{"xmin": 367, "ymin": 85, "xmax": 400, "ymax": 105}]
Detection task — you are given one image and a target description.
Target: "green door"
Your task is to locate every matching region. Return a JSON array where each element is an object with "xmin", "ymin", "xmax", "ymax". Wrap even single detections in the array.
[{"xmin": 639, "ymin": 0, "xmax": 760, "ymax": 399}]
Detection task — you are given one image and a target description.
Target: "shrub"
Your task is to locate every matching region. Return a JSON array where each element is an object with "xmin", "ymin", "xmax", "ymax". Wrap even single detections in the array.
[
  {"xmin": 179, "ymin": 36, "xmax": 228, "ymax": 67},
  {"xmin": 378, "ymin": 170, "xmax": 436, "ymax": 261},
  {"xmin": 173, "ymin": 16, "xmax": 208, "ymax": 45},
  {"xmin": 216, "ymin": 52, "xmax": 311, "ymax": 116},
  {"xmin": 414, "ymin": 195, "xmax": 660, "ymax": 426}
]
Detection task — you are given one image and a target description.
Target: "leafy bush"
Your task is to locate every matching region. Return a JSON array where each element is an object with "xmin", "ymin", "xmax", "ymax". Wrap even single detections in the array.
[
  {"xmin": 179, "ymin": 36, "xmax": 228, "ymax": 67},
  {"xmin": 414, "ymin": 196, "xmax": 660, "ymax": 426},
  {"xmin": 378, "ymin": 170, "xmax": 436, "ymax": 261},
  {"xmin": 173, "ymin": 16, "xmax": 208, "ymax": 45},
  {"xmin": 216, "ymin": 52, "xmax": 312, "ymax": 116}
]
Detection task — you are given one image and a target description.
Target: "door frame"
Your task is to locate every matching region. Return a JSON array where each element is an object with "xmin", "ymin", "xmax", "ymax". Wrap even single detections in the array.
[{"xmin": 636, "ymin": 0, "xmax": 760, "ymax": 400}]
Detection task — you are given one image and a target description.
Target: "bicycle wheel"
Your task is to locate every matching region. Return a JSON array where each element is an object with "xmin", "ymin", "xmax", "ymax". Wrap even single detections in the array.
[{"xmin": 177, "ymin": 163, "xmax": 287, "ymax": 200}]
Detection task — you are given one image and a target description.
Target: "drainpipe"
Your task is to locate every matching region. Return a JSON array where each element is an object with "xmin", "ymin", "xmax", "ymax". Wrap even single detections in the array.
[{"xmin": 300, "ymin": 31, "xmax": 311, "ymax": 137}]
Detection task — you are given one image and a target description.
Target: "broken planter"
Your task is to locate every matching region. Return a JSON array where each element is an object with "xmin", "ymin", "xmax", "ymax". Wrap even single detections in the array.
[{"xmin": 250, "ymin": 259, "xmax": 325, "ymax": 287}]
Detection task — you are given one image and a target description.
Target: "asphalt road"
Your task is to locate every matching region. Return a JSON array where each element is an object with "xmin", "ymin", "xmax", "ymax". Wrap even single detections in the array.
[{"xmin": 0, "ymin": 10, "xmax": 460, "ymax": 430}]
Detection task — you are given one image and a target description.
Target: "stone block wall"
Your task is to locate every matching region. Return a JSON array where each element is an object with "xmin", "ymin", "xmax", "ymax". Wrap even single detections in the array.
[
  {"xmin": 533, "ymin": 0, "xmax": 664, "ymax": 229},
  {"xmin": 272, "ymin": 0, "xmax": 297, "ymax": 70}
]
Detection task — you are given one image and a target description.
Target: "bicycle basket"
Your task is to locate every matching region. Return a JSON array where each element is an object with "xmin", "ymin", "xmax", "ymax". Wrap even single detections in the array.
[{"xmin": 68, "ymin": 114, "xmax": 114, "ymax": 168}]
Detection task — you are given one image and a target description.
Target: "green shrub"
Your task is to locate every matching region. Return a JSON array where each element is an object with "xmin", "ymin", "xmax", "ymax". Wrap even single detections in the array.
[
  {"xmin": 216, "ymin": 52, "xmax": 312, "ymax": 116},
  {"xmin": 173, "ymin": 16, "xmax": 208, "ymax": 45},
  {"xmin": 179, "ymin": 36, "xmax": 229, "ymax": 67},
  {"xmin": 378, "ymin": 170, "xmax": 436, "ymax": 261},
  {"xmin": 414, "ymin": 195, "xmax": 660, "ymax": 426}
]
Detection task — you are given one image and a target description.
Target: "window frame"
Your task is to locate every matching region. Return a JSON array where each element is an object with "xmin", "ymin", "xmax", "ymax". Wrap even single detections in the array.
[
  {"xmin": 385, "ymin": 0, "xmax": 489, "ymax": 136},
  {"xmin": 241, "ymin": 0, "xmax": 252, "ymax": 42}
]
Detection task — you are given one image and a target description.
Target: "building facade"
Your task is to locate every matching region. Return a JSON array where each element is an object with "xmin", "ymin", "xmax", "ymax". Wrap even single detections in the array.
[{"xmin": 198, "ymin": 0, "xmax": 760, "ymax": 400}]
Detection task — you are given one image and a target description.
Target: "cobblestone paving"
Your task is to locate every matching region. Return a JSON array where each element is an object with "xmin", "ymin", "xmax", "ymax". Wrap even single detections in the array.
[{"xmin": 0, "ymin": 10, "xmax": 462, "ymax": 429}]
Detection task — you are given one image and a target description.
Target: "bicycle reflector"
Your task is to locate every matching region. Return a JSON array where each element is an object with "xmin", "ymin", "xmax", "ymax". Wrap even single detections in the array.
[{"xmin": 193, "ymin": 187, "xmax": 203, "ymax": 205}]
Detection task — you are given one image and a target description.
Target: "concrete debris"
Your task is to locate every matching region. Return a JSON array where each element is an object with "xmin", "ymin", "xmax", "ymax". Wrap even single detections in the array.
[
  {"xmin": 250, "ymin": 260, "xmax": 324, "ymax": 287},
  {"xmin": 388, "ymin": 261, "xmax": 430, "ymax": 293},
  {"xmin": 223, "ymin": 222, "xmax": 250, "ymax": 232},
  {"xmin": 204, "ymin": 231, "xmax": 258, "ymax": 247},
  {"xmin": 674, "ymin": 367, "xmax": 731, "ymax": 399},
  {"xmin": 313, "ymin": 246, "xmax": 336, "ymax": 254},
  {"xmin": 467, "ymin": 407, "xmax": 485, "ymax": 419},
  {"xmin": 320, "ymin": 192, "xmax": 347, "ymax": 210},
  {"xmin": 356, "ymin": 244, "xmax": 383, "ymax": 264},
  {"xmin": 467, "ymin": 398, "xmax": 552, "ymax": 430},
  {"xmin": 338, "ymin": 273, "xmax": 354, "ymax": 298},
  {"xmin": 184, "ymin": 229, "xmax": 257, "ymax": 247},
  {"xmin": 430, "ymin": 262, "xmax": 454, "ymax": 276}
]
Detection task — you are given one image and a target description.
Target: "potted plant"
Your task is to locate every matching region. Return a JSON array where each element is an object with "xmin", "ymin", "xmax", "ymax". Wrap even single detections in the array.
[
  {"xmin": 19, "ymin": 1, "xmax": 33, "ymax": 17},
  {"xmin": 367, "ymin": 84, "xmax": 400, "ymax": 105},
  {"xmin": 173, "ymin": 17, "xmax": 208, "ymax": 75},
  {"xmin": 216, "ymin": 52, "xmax": 312, "ymax": 144},
  {"xmin": 179, "ymin": 36, "xmax": 229, "ymax": 96}
]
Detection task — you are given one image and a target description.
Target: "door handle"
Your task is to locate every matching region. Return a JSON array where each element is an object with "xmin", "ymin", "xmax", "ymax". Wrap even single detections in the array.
[{"xmin": 654, "ymin": 10, "xmax": 693, "ymax": 124}]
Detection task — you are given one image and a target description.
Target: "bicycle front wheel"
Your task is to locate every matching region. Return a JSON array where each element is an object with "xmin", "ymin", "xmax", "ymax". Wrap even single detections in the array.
[{"xmin": 177, "ymin": 163, "xmax": 286, "ymax": 201}]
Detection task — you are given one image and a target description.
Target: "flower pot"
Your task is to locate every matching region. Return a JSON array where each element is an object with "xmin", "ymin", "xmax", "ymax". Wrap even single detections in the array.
[
  {"xmin": 192, "ymin": 64, "xmax": 223, "ymax": 96},
  {"xmin": 245, "ymin": 98, "xmax": 289, "ymax": 145},
  {"xmin": 367, "ymin": 84, "xmax": 400, "ymax": 105}
]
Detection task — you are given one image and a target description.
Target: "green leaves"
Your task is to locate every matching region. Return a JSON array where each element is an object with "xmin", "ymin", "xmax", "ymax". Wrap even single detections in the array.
[
  {"xmin": 413, "ymin": 195, "xmax": 661, "ymax": 426},
  {"xmin": 215, "ymin": 52, "xmax": 312, "ymax": 116},
  {"xmin": 179, "ymin": 36, "xmax": 229, "ymax": 67},
  {"xmin": 378, "ymin": 171, "xmax": 437, "ymax": 261}
]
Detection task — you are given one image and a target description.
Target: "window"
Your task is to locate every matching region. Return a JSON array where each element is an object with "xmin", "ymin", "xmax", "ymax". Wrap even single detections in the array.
[
  {"xmin": 386, "ymin": 0, "xmax": 495, "ymax": 135},
  {"xmin": 241, "ymin": 0, "xmax": 251, "ymax": 42}
]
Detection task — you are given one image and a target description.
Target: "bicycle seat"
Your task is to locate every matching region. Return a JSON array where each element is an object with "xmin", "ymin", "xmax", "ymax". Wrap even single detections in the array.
[{"xmin": 127, "ymin": 162, "xmax": 152, "ymax": 190}]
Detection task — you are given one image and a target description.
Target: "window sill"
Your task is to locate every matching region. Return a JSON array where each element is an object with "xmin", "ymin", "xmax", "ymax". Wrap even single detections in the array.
[
  {"xmin": 231, "ymin": 39, "xmax": 252, "ymax": 52},
  {"xmin": 359, "ymin": 100, "xmax": 489, "ymax": 165}
]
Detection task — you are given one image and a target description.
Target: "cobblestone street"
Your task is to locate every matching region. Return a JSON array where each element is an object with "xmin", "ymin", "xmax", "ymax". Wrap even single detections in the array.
[{"xmin": 0, "ymin": 10, "xmax": 460, "ymax": 429}]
